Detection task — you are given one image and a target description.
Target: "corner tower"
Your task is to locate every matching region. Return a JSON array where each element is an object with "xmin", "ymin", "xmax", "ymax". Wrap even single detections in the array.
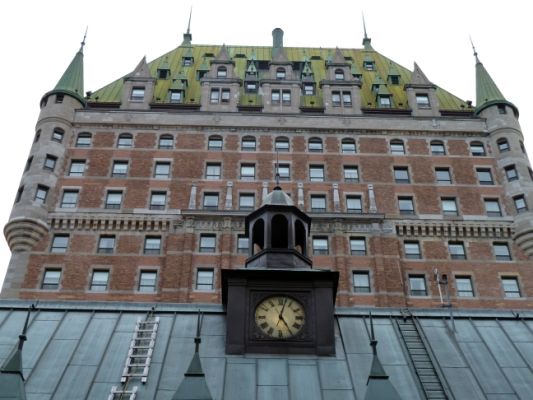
[
  {"xmin": 2, "ymin": 40, "xmax": 86, "ymax": 297},
  {"xmin": 473, "ymin": 49, "xmax": 533, "ymax": 259}
]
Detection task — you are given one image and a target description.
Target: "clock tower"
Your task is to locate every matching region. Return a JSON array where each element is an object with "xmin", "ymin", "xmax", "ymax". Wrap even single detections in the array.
[{"xmin": 222, "ymin": 186, "xmax": 339, "ymax": 355}]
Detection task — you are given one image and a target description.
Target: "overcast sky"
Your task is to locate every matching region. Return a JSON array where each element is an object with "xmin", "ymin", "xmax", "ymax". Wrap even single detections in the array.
[{"xmin": 0, "ymin": 0, "xmax": 531, "ymax": 287}]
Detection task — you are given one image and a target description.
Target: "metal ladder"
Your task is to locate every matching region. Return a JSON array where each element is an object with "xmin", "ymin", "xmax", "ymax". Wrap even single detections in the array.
[
  {"xmin": 121, "ymin": 314, "xmax": 160, "ymax": 383},
  {"xmin": 108, "ymin": 385, "xmax": 138, "ymax": 400},
  {"xmin": 396, "ymin": 314, "xmax": 448, "ymax": 399}
]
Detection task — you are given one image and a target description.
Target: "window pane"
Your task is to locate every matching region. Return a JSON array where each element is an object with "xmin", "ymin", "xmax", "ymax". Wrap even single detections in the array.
[
  {"xmin": 456, "ymin": 276, "xmax": 474, "ymax": 297},
  {"xmin": 90, "ymin": 271, "xmax": 109, "ymax": 291},
  {"xmin": 237, "ymin": 235, "xmax": 249, "ymax": 254},
  {"xmin": 409, "ymin": 276, "xmax": 427, "ymax": 296},
  {"xmin": 159, "ymin": 136, "xmax": 174, "ymax": 149},
  {"xmin": 404, "ymin": 241, "xmax": 421, "ymax": 259},
  {"xmin": 242, "ymin": 137, "xmax": 256, "ymax": 151},
  {"xmin": 240, "ymin": 164, "xmax": 255, "ymax": 179},
  {"xmin": 42, "ymin": 270, "xmax": 61, "ymax": 289},
  {"xmin": 105, "ymin": 192, "xmax": 122, "ymax": 209},
  {"xmin": 239, "ymin": 194, "xmax": 255, "ymax": 210},
  {"xmin": 484, "ymin": 199, "xmax": 502, "ymax": 216},
  {"xmin": 311, "ymin": 196, "xmax": 326, "ymax": 212},
  {"xmin": 313, "ymin": 237, "xmax": 328, "ymax": 255},
  {"xmin": 398, "ymin": 197, "xmax": 414, "ymax": 214},
  {"xmin": 435, "ymin": 168, "xmax": 451, "ymax": 184},
  {"xmin": 200, "ymin": 235, "xmax": 216, "ymax": 252},
  {"xmin": 353, "ymin": 272, "xmax": 370, "ymax": 293},
  {"xmin": 309, "ymin": 165, "xmax": 324, "ymax": 181},
  {"xmin": 278, "ymin": 164, "xmax": 290, "ymax": 181},
  {"xmin": 494, "ymin": 243, "xmax": 511, "ymax": 261},
  {"xmin": 139, "ymin": 271, "xmax": 157, "ymax": 292},
  {"xmin": 144, "ymin": 237, "xmax": 161, "ymax": 254},
  {"xmin": 76, "ymin": 134, "xmax": 91, "ymax": 147},
  {"xmin": 69, "ymin": 160, "xmax": 86, "ymax": 176},
  {"xmin": 203, "ymin": 194, "xmax": 219, "ymax": 209},
  {"xmin": 341, "ymin": 140, "xmax": 356, "ymax": 153},
  {"xmin": 430, "ymin": 141, "xmax": 445, "ymax": 155},
  {"xmin": 442, "ymin": 198, "xmax": 458, "ymax": 215},
  {"xmin": 154, "ymin": 162, "xmax": 171, "ymax": 178},
  {"xmin": 470, "ymin": 142, "xmax": 486, "ymax": 156},
  {"xmin": 61, "ymin": 190, "xmax": 78, "ymax": 208},
  {"xmin": 394, "ymin": 167, "xmax": 409, "ymax": 183},
  {"xmin": 346, "ymin": 196, "xmax": 362, "ymax": 213},
  {"xmin": 449, "ymin": 242, "xmax": 466, "ymax": 259},
  {"xmin": 196, "ymin": 269, "xmax": 214, "ymax": 290},
  {"xmin": 390, "ymin": 141, "xmax": 405, "ymax": 154},
  {"xmin": 98, "ymin": 236, "xmax": 115, "ymax": 253},
  {"xmin": 117, "ymin": 134, "xmax": 133, "ymax": 148},
  {"xmin": 344, "ymin": 166, "xmax": 359, "ymax": 182},
  {"xmin": 206, "ymin": 163, "xmax": 221, "ymax": 179},
  {"xmin": 51, "ymin": 235, "xmax": 69, "ymax": 253},
  {"xmin": 150, "ymin": 192, "xmax": 166, "ymax": 210},
  {"xmin": 350, "ymin": 238, "xmax": 366, "ymax": 255},
  {"xmin": 275, "ymin": 138, "xmax": 289, "ymax": 152},
  {"xmin": 208, "ymin": 136, "xmax": 223, "ymax": 150},
  {"xmin": 502, "ymin": 277, "xmax": 521, "ymax": 298},
  {"xmin": 308, "ymin": 139, "xmax": 323, "ymax": 152},
  {"xmin": 477, "ymin": 169, "xmax": 493, "ymax": 185},
  {"xmin": 112, "ymin": 161, "xmax": 128, "ymax": 177}
]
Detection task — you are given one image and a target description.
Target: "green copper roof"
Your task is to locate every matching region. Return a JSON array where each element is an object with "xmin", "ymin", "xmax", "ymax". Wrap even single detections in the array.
[
  {"xmin": 475, "ymin": 56, "xmax": 518, "ymax": 116},
  {"xmin": 47, "ymin": 46, "xmax": 85, "ymax": 105},
  {"xmin": 91, "ymin": 44, "xmax": 469, "ymax": 111}
]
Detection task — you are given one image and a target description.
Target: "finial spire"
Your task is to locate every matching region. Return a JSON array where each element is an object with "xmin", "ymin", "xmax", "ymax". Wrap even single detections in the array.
[
  {"xmin": 194, "ymin": 310, "xmax": 203, "ymax": 353},
  {"xmin": 275, "ymin": 150, "xmax": 280, "ymax": 187},
  {"xmin": 80, "ymin": 26, "xmax": 88, "ymax": 51},
  {"xmin": 181, "ymin": 9, "xmax": 193, "ymax": 46},
  {"xmin": 362, "ymin": 13, "xmax": 368, "ymax": 39},
  {"xmin": 369, "ymin": 312, "xmax": 377, "ymax": 356},
  {"xmin": 187, "ymin": 7, "xmax": 192, "ymax": 34},
  {"xmin": 361, "ymin": 13, "xmax": 373, "ymax": 50},
  {"xmin": 470, "ymin": 36, "xmax": 479, "ymax": 63}
]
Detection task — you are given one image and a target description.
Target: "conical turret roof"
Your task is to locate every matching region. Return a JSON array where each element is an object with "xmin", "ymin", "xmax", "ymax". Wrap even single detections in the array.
[
  {"xmin": 43, "ymin": 43, "xmax": 85, "ymax": 105},
  {"xmin": 475, "ymin": 54, "xmax": 518, "ymax": 116}
]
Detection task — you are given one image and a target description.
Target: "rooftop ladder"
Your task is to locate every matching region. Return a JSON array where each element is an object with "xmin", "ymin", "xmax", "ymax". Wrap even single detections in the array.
[
  {"xmin": 108, "ymin": 385, "xmax": 138, "ymax": 400},
  {"xmin": 396, "ymin": 313, "xmax": 449, "ymax": 399},
  {"xmin": 121, "ymin": 314, "xmax": 160, "ymax": 383}
]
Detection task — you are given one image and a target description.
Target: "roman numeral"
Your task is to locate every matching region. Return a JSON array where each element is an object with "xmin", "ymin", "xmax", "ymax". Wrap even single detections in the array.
[
  {"xmin": 260, "ymin": 305, "xmax": 269, "ymax": 312},
  {"xmin": 292, "ymin": 308, "xmax": 300, "ymax": 313},
  {"xmin": 295, "ymin": 316, "xmax": 304, "ymax": 320},
  {"xmin": 267, "ymin": 327, "xmax": 274, "ymax": 335},
  {"xmin": 260, "ymin": 322, "xmax": 268, "ymax": 329},
  {"xmin": 256, "ymin": 315, "xmax": 266, "ymax": 320},
  {"xmin": 292, "ymin": 323, "xmax": 301, "ymax": 329},
  {"xmin": 268, "ymin": 300, "xmax": 275, "ymax": 307},
  {"xmin": 278, "ymin": 298, "xmax": 284, "ymax": 305}
]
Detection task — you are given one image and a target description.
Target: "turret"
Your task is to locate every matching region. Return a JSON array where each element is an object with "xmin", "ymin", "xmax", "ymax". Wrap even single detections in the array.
[
  {"xmin": 2, "ymin": 38, "xmax": 85, "ymax": 297},
  {"xmin": 473, "ymin": 47, "xmax": 533, "ymax": 259}
]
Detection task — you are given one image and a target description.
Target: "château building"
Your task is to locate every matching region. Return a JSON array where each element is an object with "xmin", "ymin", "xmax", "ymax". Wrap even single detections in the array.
[{"xmin": 0, "ymin": 25, "xmax": 532, "ymax": 400}]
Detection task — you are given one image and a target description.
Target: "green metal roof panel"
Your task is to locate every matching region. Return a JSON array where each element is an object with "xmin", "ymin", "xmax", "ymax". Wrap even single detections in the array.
[{"xmin": 91, "ymin": 45, "xmax": 468, "ymax": 111}]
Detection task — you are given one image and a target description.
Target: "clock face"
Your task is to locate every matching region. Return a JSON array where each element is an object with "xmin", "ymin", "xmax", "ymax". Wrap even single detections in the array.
[{"xmin": 254, "ymin": 295, "xmax": 306, "ymax": 339}]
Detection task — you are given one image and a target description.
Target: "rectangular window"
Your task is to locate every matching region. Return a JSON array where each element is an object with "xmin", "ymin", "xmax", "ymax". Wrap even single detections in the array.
[
  {"xmin": 196, "ymin": 269, "xmax": 214, "ymax": 291},
  {"xmin": 513, "ymin": 195, "xmax": 528, "ymax": 213},
  {"xmin": 476, "ymin": 168, "xmax": 494, "ymax": 185},
  {"xmin": 112, "ymin": 161, "xmax": 129, "ymax": 177},
  {"xmin": 60, "ymin": 190, "xmax": 79, "ymax": 208},
  {"xmin": 441, "ymin": 198, "xmax": 458, "ymax": 216},
  {"xmin": 404, "ymin": 241, "xmax": 421, "ymax": 259},
  {"xmin": 449, "ymin": 241, "xmax": 466, "ymax": 260},
  {"xmin": 240, "ymin": 164, "xmax": 256, "ymax": 180},
  {"xmin": 312, "ymin": 236, "xmax": 329, "ymax": 255},
  {"xmin": 52, "ymin": 129, "xmax": 64, "ymax": 143},
  {"xmin": 117, "ymin": 135, "xmax": 133, "ymax": 148},
  {"xmin": 303, "ymin": 84, "xmax": 314, "ymax": 95},
  {"xmin": 210, "ymin": 89, "xmax": 220, "ymax": 104},
  {"xmin": 346, "ymin": 196, "xmax": 362, "ymax": 213},
  {"xmin": 484, "ymin": 198, "xmax": 502, "ymax": 217},
  {"xmin": 169, "ymin": 90, "xmax": 182, "ymax": 103},
  {"xmin": 246, "ymin": 82, "xmax": 258, "ymax": 93},
  {"xmin": 470, "ymin": 143, "xmax": 486, "ymax": 156},
  {"xmin": 275, "ymin": 138, "xmax": 289, "ymax": 152},
  {"xmin": 398, "ymin": 196, "xmax": 415, "ymax": 215},
  {"xmin": 379, "ymin": 96, "xmax": 391, "ymax": 108},
  {"xmin": 51, "ymin": 234, "xmax": 69, "ymax": 253},
  {"xmin": 97, "ymin": 235, "xmax": 115, "ymax": 254},
  {"xmin": 271, "ymin": 90, "xmax": 280, "ymax": 104},
  {"xmin": 353, "ymin": 271, "xmax": 371, "ymax": 293},
  {"xmin": 205, "ymin": 163, "xmax": 221, "ymax": 180},
  {"xmin": 76, "ymin": 133, "xmax": 91, "ymax": 148},
  {"xmin": 237, "ymin": 235, "xmax": 249, "ymax": 254},
  {"xmin": 43, "ymin": 154, "xmax": 57, "ymax": 171},
  {"xmin": 394, "ymin": 167, "xmax": 410, "ymax": 183},
  {"xmin": 430, "ymin": 142, "xmax": 446, "ymax": 155},
  {"xmin": 35, "ymin": 185, "xmax": 49, "ymax": 204},
  {"xmin": 138, "ymin": 271, "xmax": 157, "ymax": 292},
  {"xmin": 332, "ymin": 91, "xmax": 341, "ymax": 107},
  {"xmin": 131, "ymin": 87, "xmax": 145, "ymax": 101},
  {"xmin": 239, "ymin": 193, "xmax": 255, "ymax": 210},
  {"xmin": 350, "ymin": 238, "xmax": 367, "ymax": 256},
  {"xmin": 105, "ymin": 191, "xmax": 123, "ymax": 209},
  {"xmin": 277, "ymin": 164, "xmax": 290, "ymax": 181},
  {"xmin": 203, "ymin": 193, "xmax": 219, "ymax": 210},
  {"xmin": 282, "ymin": 90, "xmax": 291, "ymax": 105},
  {"xmin": 456, "ymin": 276, "xmax": 474, "ymax": 297},
  {"xmin": 309, "ymin": 165, "xmax": 325, "ymax": 182},
  {"xmin": 90, "ymin": 270, "xmax": 109, "ymax": 292},
  {"xmin": 505, "ymin": 165, "xmax": 518, "ymax": 182},
  {"xmin": 501, "ymin": 277, "xmax": 521, "ymax": 298},
  {"xmin": 159, "ymin": 136, "xmax": 174, "ymax": 149},
  {"xmin": 435, "ymin": 168, "xmax": 452, "ymax": 184},
  {"xmin": 200, "ymin": 234, "xmax": 216, "ymax": 253},
  {"xmin": 208, "ymin": 136, "xmax": 223, "ymax": 151},
  {"xmin": 241, "ymin": 137, "xmax": 256, "ymax": 151},
  {"xmin": 416, "ymin": 94, "xmax": 430, "ymax": 108},
  {"xmin": 310, "ymin": 195, "xmax": 327, "ymax": 213},
  {"xmin": 150, "ymin": 191, "xmax": 167, "ymax": 210},
  {"xmin": 390, "ymin": 141, "xmax": 405, "ymax": 155},
  {"xmin": 342, "ymin": 92, "xmax": 352, "ymax": 106},
  {"xmin": 42, "ymin": 269, "xmax": 61, "ymax": 290},
  {"xmin": 144, "ymin": 236, "xmax": 161, "ymax": 255},
  {"xmin": 409, "ymin": 275, "xmax": 427, "ymax": 296},
  {"xmin": 493, "ymin": 242, "xmax": 512, "ymax": 261},
  {"xmin": 221, "ymin": 89, "xmax": 231, "ymax": 103},
  {"xmin": 344, "ymin": 166, "xmax": 359, "ymax": 182},
  {"xmin": 154, "ymin": 162, "xmax": 171, "ymax": 179},
  {"xmin": 69, "ymin": 160, "xmax": 86, "ymax": 176}
]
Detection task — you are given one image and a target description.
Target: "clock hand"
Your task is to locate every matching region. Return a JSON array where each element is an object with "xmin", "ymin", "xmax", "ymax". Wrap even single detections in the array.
[
  {"xmin": 279, "ymin": 315, "xmax": 293, "ymax": 335},
  {"xmin": 279, "ymin": 297, "xmax": 287, "ymax": 318}
]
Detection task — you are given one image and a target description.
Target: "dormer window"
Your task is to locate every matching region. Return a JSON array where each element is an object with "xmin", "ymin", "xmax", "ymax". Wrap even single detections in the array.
[
  {"xmin": 334, "ymin": 69, "xmax": 344, "ymax": 80},
  {"xmin": 378, "ymin": 95, "xmax": 392, "ymax": 108},
  {"xmin": 363, "ymin": 60, "xmax": 375, "ymax": 71},
  {"xmin": 276, "ymin": 67, "xmax": 286, "ymax": 80},
  {"xmin": 303, "ymin": 84, "xmax": 315, "ymax": 96},
  {"xmin": 416, "ymin": 94, "xmax": 430, "ymax": 108},
  {"xmin": 217, "ymin": 66, "xmax": 227, "ymax": 78},
  {"xmin": 169, "ymin": 90, "xmax": 183, "ymax": 103},
  {"xmin": 131, "ymin": 87, "xmax": 145, "ymax": 101},
  {"xmin": 245, "ymin": 82, "xmax": 258, "ymax": 93},
  {"xmin": 158, "ymin": 69, "xmax": 169, "ymax": 79},
  {"xmin": 389, "ymin": 75, "xmax": 400, "ymax": 85},
  {"xmin": 182, "ymin": 57, "xmax": 193, "ymax": 66}
]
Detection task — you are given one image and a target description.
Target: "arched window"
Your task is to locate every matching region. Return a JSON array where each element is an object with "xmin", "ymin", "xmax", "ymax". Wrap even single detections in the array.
[
  {"xmin": 497, "ymin": 138, "xmax": 510, "ymax": 153},
  {"xmin": 241, "ymin": 136, "xmax": 256, "ymax": 151},
  {"xmin": 430, "ymin": 140, "xmax": 446, "ymax": 155},
  {"xmin": 217, "ymin": 66, "xmax": 227, "ymax": 78},
  {"xmin": 271, "ymin": 215, "xmax": 289, "ymax": 248},
  {"xmin": 159, "ymin": 134, "xmax": 174, "ymax": 149},
  {"xmin": 275, "ymin": 137, "xmax": 290, "ymax": 152},
  {"xmin": 51, "ymin": 128, "xmax": 64, "ymax": 143},
  {"xmin": 76, "ymin": 132, "xmax": 92, "ymax": 148},
  {"xmin": 117, "ymin": 133, "xmax": 133, "ymax": 148},
  {"xmin": 470, "ymin": 141, "xmax": 486, "ymax": 156},
  {"xmin": 308, "ymin": 137, "xmax": 323, "ymax": 153},
  {"xmin": 208, "ymin": 135, "xmax": 223, "ymax": 151},
  {"xmin": 390, "ymin": 139, "xmax": 405, "ymax": 155},
  {"xmin": 252, "ymin": 219, "xmax": 265, "ymax": 255},
  {"xmin": 341, "ymin": 138, "xmax": 356, "ymax": 154},
  {"xmin": 295, "ymin": 220, "xmax": 306, "ymax": 256},
  {"xmin": 335, "ymin": 69, "xmax": 344, "ymax": 80},
  {"xmin": 276, "ymin": 67, "xmax": 286, "ymax": 80}
]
